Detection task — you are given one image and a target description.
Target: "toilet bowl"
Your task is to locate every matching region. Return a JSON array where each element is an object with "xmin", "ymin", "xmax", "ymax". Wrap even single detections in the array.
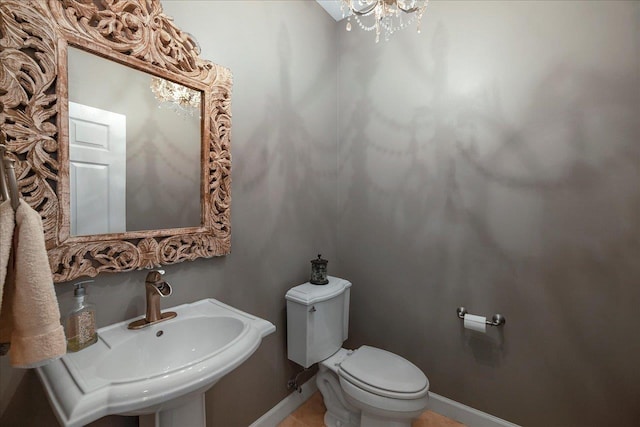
[
  {"xmin": 317, "ymin": 347, "xmax": 429, "ymax": 427},
  {"xmin": 286, "ymin": 277, "xmax": 429, "ymax": 427}
]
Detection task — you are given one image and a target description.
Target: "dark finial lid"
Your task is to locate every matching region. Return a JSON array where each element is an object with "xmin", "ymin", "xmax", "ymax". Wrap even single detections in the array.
[{"xmin": 311, "ymin": 254, "xmax": 328, "ymax": 265}]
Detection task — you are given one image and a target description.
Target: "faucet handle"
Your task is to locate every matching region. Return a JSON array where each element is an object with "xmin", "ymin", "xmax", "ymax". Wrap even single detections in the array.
[{"xmin": 156, "ymin": 282, "xmax": 172, "ymax": 297}]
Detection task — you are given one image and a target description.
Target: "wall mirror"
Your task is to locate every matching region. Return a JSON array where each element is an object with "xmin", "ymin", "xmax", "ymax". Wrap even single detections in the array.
[
  {"xmin": 67, "ymin": 47, "xmax": 201, "ymax": 235},
  {"xmin": 0, "ymin": 0, "xmax": 232, "ymax": 282}
]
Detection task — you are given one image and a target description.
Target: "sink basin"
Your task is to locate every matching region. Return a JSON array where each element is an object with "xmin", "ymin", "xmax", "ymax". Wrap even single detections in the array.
[
  {"xmin": 97, "ymin": 316, "xmax": 245, "ymax": 383},
  {"xmin": 37, "ymin": 298, "xmax": 275, "ymax": 427}
]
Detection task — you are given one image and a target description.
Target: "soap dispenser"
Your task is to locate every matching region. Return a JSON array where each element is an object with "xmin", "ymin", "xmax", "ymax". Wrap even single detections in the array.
[{"xmin": 65, "ymin": 280, "xmax": 98, "ymax": 352}]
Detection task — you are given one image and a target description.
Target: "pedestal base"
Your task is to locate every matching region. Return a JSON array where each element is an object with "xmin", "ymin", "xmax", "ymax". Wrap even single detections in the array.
[{"xmin": 138, "ymin": 393, "xmax": 205, "ymax": 427}]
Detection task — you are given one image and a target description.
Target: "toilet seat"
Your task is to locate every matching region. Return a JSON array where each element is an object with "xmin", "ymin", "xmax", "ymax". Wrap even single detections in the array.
[{"xmin": 338, "ymin": 346, "xmax": 429, "ymax": 400}]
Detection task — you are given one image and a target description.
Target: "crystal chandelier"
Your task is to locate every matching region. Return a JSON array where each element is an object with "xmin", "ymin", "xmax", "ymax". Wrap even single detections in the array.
[
  {"xmin": 150, "ymin": 76, "xmax": 201, "ymax": 117},
  {"xmin": 341, "ymin": 0, "xmax": 428, "ymax": 43}
]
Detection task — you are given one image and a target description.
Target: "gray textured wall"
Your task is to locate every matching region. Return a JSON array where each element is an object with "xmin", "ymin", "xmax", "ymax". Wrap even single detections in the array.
[
  {"xmin": 0, "ymin": 1, "xmax": 338, "ymax": 426},
  {"xmin": 337, "ymin": 1, "xmax": 640, "ymax": 426},
  {"xmin": 1, "ymin": 1, "xmax": 639, "ymax": 427}
]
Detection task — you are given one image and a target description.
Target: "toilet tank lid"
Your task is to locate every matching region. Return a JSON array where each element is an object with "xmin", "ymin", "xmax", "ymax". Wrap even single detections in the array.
[{"xmin": 285, "ymin": 276, "xmax": 352, "ymax": 305}]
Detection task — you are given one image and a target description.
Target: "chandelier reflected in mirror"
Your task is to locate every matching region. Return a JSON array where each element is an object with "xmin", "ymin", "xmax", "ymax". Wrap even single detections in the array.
[
  {"xmin": 341, "ymin": 0, "xmax": 428, "ymax": 43},
  {"xmin": 150, "ymin": 77, "xmax": 201, "ymax": 117}
]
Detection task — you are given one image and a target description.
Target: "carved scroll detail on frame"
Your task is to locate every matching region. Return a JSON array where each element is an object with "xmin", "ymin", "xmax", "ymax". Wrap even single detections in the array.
[
  {"xmin": 0, "ymin": 1, "xmax": 60, "ymax": 243},
  {"xmin": 0, "ymin": 0, "xmax": 232, "ymax": 282}
]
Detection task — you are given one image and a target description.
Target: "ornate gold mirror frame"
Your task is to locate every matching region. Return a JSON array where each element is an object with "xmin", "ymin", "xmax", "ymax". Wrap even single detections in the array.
[{"xmin": 0, "ymin": 0, "xmax": 232, "ymax": 282}]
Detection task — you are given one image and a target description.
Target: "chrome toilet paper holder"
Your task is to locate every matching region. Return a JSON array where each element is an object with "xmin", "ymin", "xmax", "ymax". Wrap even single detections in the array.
[{"xmin": 457, "ymin": 307, "xmax": 506, "ymax": 327}]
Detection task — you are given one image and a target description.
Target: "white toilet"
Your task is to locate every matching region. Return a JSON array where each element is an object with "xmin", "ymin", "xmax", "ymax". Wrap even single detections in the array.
[{"xmin": 286, "ymin": 276, "xmax": 429, "ymax": 427}]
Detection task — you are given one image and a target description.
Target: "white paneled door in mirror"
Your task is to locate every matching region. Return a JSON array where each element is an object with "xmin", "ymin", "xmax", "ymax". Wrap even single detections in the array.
[{"xmin": 69, "ymin": 102, "xmax": 127, "ymax": 236}]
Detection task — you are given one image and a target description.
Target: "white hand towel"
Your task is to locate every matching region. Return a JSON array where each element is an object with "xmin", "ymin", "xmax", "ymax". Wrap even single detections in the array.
[
  {"xmin": 2, "ymin": 200, "xmax": 66, "ymax": 368},
  {"xmin": 0, "ymin": 200, "xmax": 16, "ymax": 355},
  {"xmin": 0, "ymin": 200, "xmax": 15, "ymax": 305}
]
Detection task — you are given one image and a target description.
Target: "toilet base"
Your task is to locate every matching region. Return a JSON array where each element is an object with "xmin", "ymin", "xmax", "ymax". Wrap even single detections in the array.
[
  {"xmin": 324, "ymin": 410, "xmax": 358, "ymax": 427},
  {"xmin": 317, "ymin": 362, "xmax": 360, "ymax": 427}
]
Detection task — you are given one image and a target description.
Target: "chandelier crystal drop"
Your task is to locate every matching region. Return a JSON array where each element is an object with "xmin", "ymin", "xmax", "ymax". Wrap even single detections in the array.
[
  {"xmin": 150, "ymin": 76, "xmax": 201, "ymax": 117},
  {"xmin": 341, "ymin": 0, "xmax": 428, "ymax": 43}
]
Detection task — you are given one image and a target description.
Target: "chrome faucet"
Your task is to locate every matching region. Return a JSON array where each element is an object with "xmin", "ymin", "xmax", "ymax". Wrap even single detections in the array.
[{"xmin": 128, "ymin": 270, "xmax": 177, "ymax": 329}]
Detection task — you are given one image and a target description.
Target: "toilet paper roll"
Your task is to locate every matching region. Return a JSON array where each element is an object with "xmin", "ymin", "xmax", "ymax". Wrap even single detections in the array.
[{"xmin": 464, "ymin": 314, "xmax": 487, "ymax": 333}]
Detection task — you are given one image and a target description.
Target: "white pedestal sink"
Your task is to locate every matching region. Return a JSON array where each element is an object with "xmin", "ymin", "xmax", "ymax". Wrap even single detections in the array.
[{"xmin": 36, "ymin": 298, "xmax": 275, "ymax": 427}]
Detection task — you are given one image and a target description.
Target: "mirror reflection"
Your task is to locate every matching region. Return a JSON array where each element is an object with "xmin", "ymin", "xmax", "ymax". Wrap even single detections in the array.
[{"xmin": 67, "ymin": 47, "xmax": 201, "ymax": 236}]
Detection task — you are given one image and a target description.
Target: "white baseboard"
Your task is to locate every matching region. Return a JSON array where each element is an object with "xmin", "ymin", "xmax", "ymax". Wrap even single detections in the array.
[
  {"xmin": 428, "ymin": 392, "xmax": 521, "ymax": 427},
  {"xmin": 249, "ymin": 375, "xmax": 319, "ymax": 427},
  {"xmin": 249, "ymin": 375, "xmax": 520, "ymax": 427}
]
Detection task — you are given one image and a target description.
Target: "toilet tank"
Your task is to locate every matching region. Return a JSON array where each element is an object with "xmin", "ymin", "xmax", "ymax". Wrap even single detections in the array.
[{"xmin": 285, "ymin": 276, "xmax": 351, "ymax": 368}]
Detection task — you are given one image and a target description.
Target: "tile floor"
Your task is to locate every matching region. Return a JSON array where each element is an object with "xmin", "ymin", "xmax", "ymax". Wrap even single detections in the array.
[{"xmin": 278, "ymin": 392, "xmax": 465, "ymax": 427}]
